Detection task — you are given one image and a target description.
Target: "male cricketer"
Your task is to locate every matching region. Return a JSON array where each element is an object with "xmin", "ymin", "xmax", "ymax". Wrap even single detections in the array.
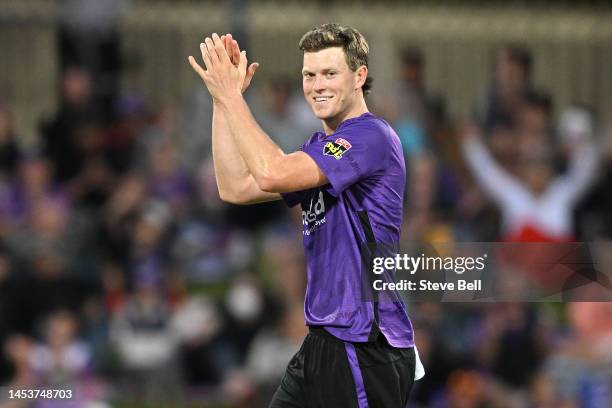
[{"xmin": 188, "ymin": 23, "xmax": 424, "ymax": 408}]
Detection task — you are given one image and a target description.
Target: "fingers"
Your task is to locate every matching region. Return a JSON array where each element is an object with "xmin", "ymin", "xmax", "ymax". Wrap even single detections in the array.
[
  {"xmin": 223, "ymin": 33, "xmax": 243, "ymax": 67},
  {"xmin": 242, "ymin": 62, "xmax": 259, "ymax": 91},
  {"xmin": 187, "ymin": 55, "xmax": 208, "ymax": 81},
  {"xmin": 220, "ymin": 34, "xmax": 226, "ymax": 51},
  {"xmin": 221, "ymin": 34, "xmax": 234, "ymax": 66},
  {"xmin": 223, "ymin": 33, "xmax": 239, "ymax": 66},
  {"xmin": 238, "ymin": 50, "xmax": 247, "ymax": 73},
  {"xmin": 231, "ymin": 39, "xmax": 241, "ymax": 67},
  {"xmin": 191, "ymin": 32, "xmax": 241, "ymax": 81},
  {"xmin": 204, "ymin": 37, "xmax": 219, "ymax": 64},
  {"xmin": 212, "ymin": 33, "xmax": 231, "ymax": 65},
  {"xmin": 246, "ymin": 62, "xmax": 259, "ymax": 79},
  {"xmin": 228, "ymin": 34, "xmax": 241, "ymax": 67},
  {"xmin": 222, "ymin": 34, "xmax": 233, "ymax": 63},
  {"xmin": 222, "ymin": 33, "xmax": 241, "ymax": 67},
  {"xmin": 200, "ymin": 42, "xmax": 214, "ymax": 71}
]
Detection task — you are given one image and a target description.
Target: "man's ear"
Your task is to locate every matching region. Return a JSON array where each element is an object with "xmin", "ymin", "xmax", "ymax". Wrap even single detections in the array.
[{"xmin": 355, "ymin": 65, "xmax": 368, "ymax": 91}]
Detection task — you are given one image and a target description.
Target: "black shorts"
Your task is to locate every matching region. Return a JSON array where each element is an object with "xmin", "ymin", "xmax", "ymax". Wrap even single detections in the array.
[{"xmin": 269, "ymin": 327, "xmax": 416, "ymax": 408}]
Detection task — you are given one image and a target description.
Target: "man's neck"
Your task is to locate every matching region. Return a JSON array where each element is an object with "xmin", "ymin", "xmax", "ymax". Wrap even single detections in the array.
[{"xmin": 322, "ymin": 99, "xmax": 369, "ymax": 135}]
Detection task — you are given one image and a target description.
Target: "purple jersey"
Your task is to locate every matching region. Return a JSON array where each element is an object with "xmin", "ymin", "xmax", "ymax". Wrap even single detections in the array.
[{"xmin": 282, "ymin": 112, "xmax": 415, "ymax": 348}]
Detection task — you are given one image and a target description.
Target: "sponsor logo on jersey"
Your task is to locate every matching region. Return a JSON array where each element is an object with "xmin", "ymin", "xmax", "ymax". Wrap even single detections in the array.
[
  {"xmin": 302, "ymin": 190, "xmax": 326, "ymax": 235},
  {"xmin": 323, "ymin": 138, "xmax": 352, "ymax": 160}
]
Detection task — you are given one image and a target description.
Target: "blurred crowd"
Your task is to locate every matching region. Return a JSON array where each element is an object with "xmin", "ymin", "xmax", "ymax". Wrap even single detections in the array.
[{"xmin": 1, "ymin": 10, "xmax": 612, "ymax": 408}]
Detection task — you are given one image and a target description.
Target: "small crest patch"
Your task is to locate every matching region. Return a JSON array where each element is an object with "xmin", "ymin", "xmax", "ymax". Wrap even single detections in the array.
[{"xmin": 323, "ymin": 138, "xmax": 352, "ymax": 160}]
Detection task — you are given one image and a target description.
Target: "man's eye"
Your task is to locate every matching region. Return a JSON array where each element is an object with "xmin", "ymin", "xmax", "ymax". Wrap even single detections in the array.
[{"xmin": 327, "ymin": 72, "xmax": 336, "ymax": 77}]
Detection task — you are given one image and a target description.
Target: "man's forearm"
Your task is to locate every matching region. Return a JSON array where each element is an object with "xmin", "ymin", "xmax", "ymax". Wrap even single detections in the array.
[
  {"xmin": 211, "ymin": 101, "xmax": 252, "ymax": 199},
  {"xmin": 218, "ymin": 92, "xmax": 285, "ymax": 190}
]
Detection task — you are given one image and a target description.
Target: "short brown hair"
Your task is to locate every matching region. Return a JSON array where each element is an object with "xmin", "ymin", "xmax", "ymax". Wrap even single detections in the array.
[{"xmin": 299, "ymin": 23, "xmax": 372, "ymax": 95}]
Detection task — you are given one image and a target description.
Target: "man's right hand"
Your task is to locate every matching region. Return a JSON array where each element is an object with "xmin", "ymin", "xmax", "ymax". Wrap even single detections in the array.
[{"xmin": 222, "ymin": 33, "xmax": 259, "ymax": 93}]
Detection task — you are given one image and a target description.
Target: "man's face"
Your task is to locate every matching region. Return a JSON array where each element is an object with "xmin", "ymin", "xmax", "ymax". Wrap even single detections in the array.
[{"xmin": 302, "ymin": 47, "xmax": 361, "ymax": 123}]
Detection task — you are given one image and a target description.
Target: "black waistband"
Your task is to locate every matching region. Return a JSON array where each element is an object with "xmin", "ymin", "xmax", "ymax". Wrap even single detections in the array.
[
  {"xmin": 308, "ymin": 326, "xmax": 382, "ymax": 344},
  {"xmin": 308, "ymin": 326, "xmax": 398, "ymax": 347},
  {"xmin": 308, "ymin": 326, "xmax": 343, "ymax": 341}
]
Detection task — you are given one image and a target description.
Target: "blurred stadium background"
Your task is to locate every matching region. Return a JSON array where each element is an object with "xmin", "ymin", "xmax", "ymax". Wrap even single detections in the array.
[{"xmin": 0, "ymin": 0, "xmax": 611, "ymax": 407}]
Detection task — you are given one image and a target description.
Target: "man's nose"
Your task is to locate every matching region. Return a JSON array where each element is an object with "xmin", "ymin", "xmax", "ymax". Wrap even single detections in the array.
[{"xmin": 313, "ymin": 75, "xmax": 325, "ymax": 92}]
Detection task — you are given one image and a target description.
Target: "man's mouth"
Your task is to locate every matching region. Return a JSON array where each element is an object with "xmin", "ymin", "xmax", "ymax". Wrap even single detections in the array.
[{"xmin": 314, "ymin": 96, "xmax": 333, "ymax": 103}]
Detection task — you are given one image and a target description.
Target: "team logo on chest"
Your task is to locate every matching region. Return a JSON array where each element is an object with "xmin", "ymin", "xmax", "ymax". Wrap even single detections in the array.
[{"xmin": 323, "ymin": 138, "xmax": 352, "ymax": 160}]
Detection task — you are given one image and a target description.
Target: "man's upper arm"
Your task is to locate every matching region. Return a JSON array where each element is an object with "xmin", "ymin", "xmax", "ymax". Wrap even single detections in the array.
[{"xmin": 259, "ymin": 151, "xmax": 329, "ymax": 193}]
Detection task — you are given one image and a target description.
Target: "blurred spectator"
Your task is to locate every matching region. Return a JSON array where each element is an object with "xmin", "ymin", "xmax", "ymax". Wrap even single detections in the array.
[
  {"xmin": 29, "ymin": 310, "xmax": 92, "ymax": 385},
  {"xmin": 122, "ymin": 200, "xmax": 173, "ymax": 293},
  {"xmin": 145, "ymin": 136, "xmax": 193, "ymax": 220},
  {"xmin": 9, "ymin": 251, "xmax": 84, "ymax": 337},
  {"xmin": 39, "ymin": 68, "xmax": 116, "ymax": 210},
  {"xmin": 69, "ymin": 122, "xmax": 115, "ymax": 208},
  {"xmin": 98, "ymin": 196, "xmax": 174, "ymax": 296},
  {"xmin": 461, "ymin": 117, "xmax": 598, "ymax": 242},
  {"xmin": 5, "ymin": 162, "xmax": 74, "ymax": 260},
  {"xmin": 106, "ymin": 94, "xmax": 153, "ymax": 175},
  {"xmin": 2, "ymin": 335, "xmax": 36, "ymax": 387},
  {"xmin": 173, "ymin": 295, "xmax": 228, "ymax": 386},
  {"xmin": 40, "ymin": 67, "xmax": 101, "ymax": 184},
  {"xmin": 59, "ymin": 0, "xmax": 127, "ymax": 123},
  {"xmin": 110, "ymin": 283, "xmax": 184, "ymax": 403},
  {"xmin": 505, "ymin": 91, "xmax": 555, "ymax": 175},
  {"xmin": 0, "ymin": 156, "xmax": 62, "ymax": 236},
  {"xmin": 475, "ymin": 44, "xmax": 542, "ymax": 133}
]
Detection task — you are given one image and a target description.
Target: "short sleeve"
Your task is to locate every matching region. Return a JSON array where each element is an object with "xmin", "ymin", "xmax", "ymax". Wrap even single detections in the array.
[{"xmin": 302, "ymin": 121, "xmax": 388, "ymax": 195}]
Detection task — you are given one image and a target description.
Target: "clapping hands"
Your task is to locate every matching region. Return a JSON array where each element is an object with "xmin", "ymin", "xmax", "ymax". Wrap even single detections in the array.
[{"xmin": 188, "ymin": 33, "xmax": 259, "ymax": 100}]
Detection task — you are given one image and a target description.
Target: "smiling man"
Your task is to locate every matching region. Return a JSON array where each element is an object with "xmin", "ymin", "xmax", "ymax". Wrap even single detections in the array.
[{"xmin": 188, "ymin": 23, "xmax": 423, "ymax": 408}]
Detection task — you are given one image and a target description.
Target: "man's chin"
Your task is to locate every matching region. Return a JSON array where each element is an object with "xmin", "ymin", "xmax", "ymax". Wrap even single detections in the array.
[{"xmin": 311, "ymin": 108, "xmax": 332, "ymax": 120}]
